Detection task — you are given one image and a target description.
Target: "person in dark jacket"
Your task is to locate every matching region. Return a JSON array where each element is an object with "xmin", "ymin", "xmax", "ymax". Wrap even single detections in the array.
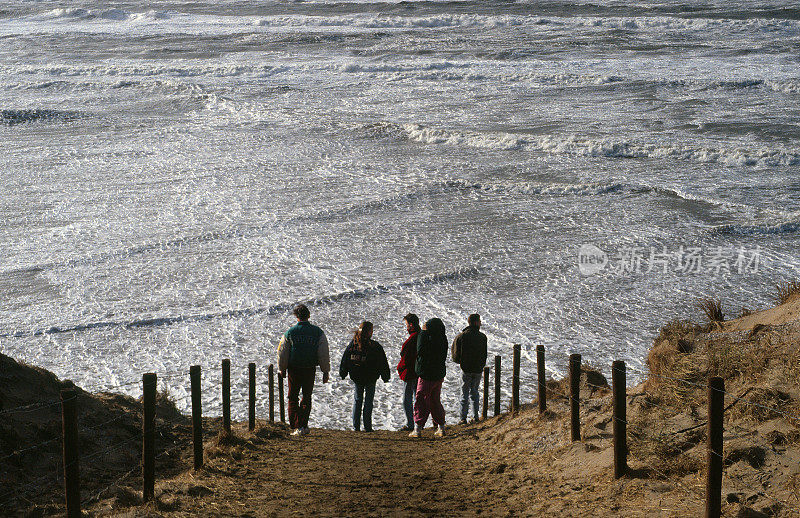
[
  {"xmin": 396, "ymin": 313, "xmax": 420, "ymax": 431},
  {"xmin": 409, "ymin": 318, "xmax": 448, "ymax": 438},
  {"xmin": 452, "ymin": 313, "xmax": 488, "ymax": 424},
  {"xmin": 339, "ymin": 321, "xmax": 390, "ymax": 432}
]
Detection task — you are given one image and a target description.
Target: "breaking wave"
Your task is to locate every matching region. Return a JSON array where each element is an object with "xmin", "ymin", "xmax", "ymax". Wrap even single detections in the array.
[
  {"xmin": 372, "ymin": 122, "xmax": 800, "ymax": 167},
  {"xmin": 0, "ymin": 179, "xmax": 632, "ymax": 276},
  {"xmin": 39, "ymin": 7, "xmax": 169, "ymax": 21},
  {"xmin": 0, "ymin": 266, "xmax": 485, "ymax": 338},
  {"xmin": 712, "ymin": 220, "xmax": 800, "ymax": 235},
  {"xmin": 0, "ymin": 108, "xmax": 79, "ymax": 126},
  {"xmin": 0, "ymin": 175, "xmax": 741, "ymax": 278}
]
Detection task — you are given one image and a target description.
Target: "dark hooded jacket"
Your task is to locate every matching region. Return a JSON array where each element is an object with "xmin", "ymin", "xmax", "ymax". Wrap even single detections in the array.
[
  {"xmin": 415, "ymin": 318, "xmax": 448, "ymax": 381},
  {"xmin": 452, "ymin": 326, "xmax": 488, "ymax": 374},
  {"xmin": 339, "ymin": 339, "xmax": 390, "ymax": 385}
]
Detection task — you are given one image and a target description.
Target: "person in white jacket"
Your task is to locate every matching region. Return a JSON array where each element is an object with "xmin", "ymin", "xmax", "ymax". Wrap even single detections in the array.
[{"xmin": 277, "ymin": 304, "xmax": 330, "ymax": 436}]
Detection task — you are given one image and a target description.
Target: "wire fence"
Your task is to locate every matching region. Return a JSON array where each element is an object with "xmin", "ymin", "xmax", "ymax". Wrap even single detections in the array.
[
  {"xmin": 0, "ymin": 361, "xmax": 280, "ymax": 515},
  {"xmin": 2, "ymin": 346, "xmax": 798, "ymax": 516},
  {"xmin": 0, "ymin": 398, "xmax": 68, "ymax": 416},
  {"xmin": 516, "ymin": 345, "xmax": 799, "ymax": 514}
]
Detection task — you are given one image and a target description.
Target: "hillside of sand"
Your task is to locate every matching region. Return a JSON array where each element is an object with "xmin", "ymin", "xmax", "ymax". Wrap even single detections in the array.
[{"xmin": 2, "ymin": 289, "xmax": 799, "ymax": 517}]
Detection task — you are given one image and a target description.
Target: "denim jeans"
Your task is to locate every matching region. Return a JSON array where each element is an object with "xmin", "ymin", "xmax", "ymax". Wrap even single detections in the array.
[
  {"xmin": 353, "ymin": 382, "xmax": 376, "ymax": 431},
  {"xmin": 403, "ymin": 378, "xmax": 417, "ymax": 428},
  {"xmin": 460, "ymin": 372, "xmax": 482, "ymax": 421}
]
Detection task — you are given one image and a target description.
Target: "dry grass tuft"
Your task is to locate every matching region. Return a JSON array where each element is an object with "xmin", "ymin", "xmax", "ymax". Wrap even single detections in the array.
[
  {"xmin": 786, "ymin": 472, "xmax": 800, "ymax": 498},
  {"xmin": 775, "ymin": 281, "xmax": 800, "ymax": 305},
  {"xmin": 647, "ymin": 299, "xmax": 800, "ymax": 430},
  {"xmin": 646, "ymin": 320, "xmax": 706, "ymax": 405},
  {"xmin": 207, "ymin": 430, "xmax": 247, "ymax": 460},
  {"xmin": 728, "ymin": 388, "xmax": 791, "ymax": 422},
  {"xmin": 111, "ymin": 485, "xmax": 141, "ymax": 508},
  {"xmin": 546, "ymin": 364, "xmax": 609, "ymax": 397},
  {"xmin": 697, "ymin": 298, "xmax": 724, "ymax": 323},
  {"xmin": 653, "ymin": 319, "xmax": 703, "ymax": 346},
  {"xmin": 628, "ymin": 411, "xmax": 702, "ymax": 478},
  {"xmin": 706, "ymin": 335, "xmax": 749, "ymax": 379},
  {"xmin": 155, "ymin": 386, "xmax": 183, "ymax": 420}
]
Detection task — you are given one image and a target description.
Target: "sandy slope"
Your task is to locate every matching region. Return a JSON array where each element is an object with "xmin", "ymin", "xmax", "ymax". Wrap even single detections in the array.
[
  {"xmin": 4, "ymin": 293, "xmax": 800, "ymax": 517},
  {"xmin": 722, "ymin": 296, "xmax": 800, "ymax": 332},
  {"xmin": 86, "ymin": 290, "xmax": 800, "ymax": 517},
  {"xmin": 92, "ymin": 413, "xmax": 707, "ymax": 517}
]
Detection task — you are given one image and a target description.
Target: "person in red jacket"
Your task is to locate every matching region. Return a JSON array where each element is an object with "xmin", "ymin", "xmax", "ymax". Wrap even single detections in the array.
[{"xmin": 396, "ymin": 313, "xmax": 420, "ymax": 431}]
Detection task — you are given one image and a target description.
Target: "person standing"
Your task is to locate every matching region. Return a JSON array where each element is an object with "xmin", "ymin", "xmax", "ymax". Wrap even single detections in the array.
[
  {"xmin": 396, "ymin": 313, "xmax": 420, "ymax": 431},
  {"xmin": 452, "ymin": 313, "xmax": 488, "ymax": 424},
  {"xmin": 277, "ymin": 304, "xmax": 330, "ymax": 436},
  {"xmin": 339, "ymin": 321, "xmax": 390, "ymax": 432},
  {"xmin": 409, "ymin": 318, "xmax": 448, "ymax": 438}
]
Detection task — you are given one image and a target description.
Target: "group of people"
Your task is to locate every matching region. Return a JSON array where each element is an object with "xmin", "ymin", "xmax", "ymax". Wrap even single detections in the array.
[{"xmin": 276, "ymin": 304, "xmax": 488, "ymax": 437}]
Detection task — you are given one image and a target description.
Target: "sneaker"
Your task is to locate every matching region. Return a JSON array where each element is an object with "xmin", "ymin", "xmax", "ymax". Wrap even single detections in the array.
[
  {"xmin": 300, "ymin": 427, "xmax": 310, "ymax": 436},
  {"xmin": 408, "ymin": 424, "xmax": 421, "ymax": 438},
  {"xmin": 458, "ymin": 419, "xmax": 468, "ymax": 425},
  {"xmin": 399, "ymin": 425, "xmax": 414, "ymax": 431},
  {"xmin": 291, "ymin": 428, "xmax": 303, "ymax": 436},
  {"xmin": 434, "ymin": 425, "xmax": 446, "ymax": 437}
]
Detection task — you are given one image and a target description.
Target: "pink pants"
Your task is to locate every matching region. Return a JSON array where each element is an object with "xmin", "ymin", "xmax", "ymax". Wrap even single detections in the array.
[{"xmin": 414, "ymin": 378, "xmax": 445, "ymax": 427}]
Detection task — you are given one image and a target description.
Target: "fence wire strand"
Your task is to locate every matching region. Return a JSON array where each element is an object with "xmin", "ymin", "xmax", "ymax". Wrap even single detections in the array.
[{"xmin": 0, "ymin": 398, "xmax": 67, "ymax": 416}]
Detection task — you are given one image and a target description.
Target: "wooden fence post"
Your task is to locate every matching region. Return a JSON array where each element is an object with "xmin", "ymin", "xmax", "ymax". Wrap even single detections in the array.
[
  {"xmin": 222, "ymin": 359, "xmax": 231, "ymax": 434},
  {"xmin": 512, "ymin": 344, "xmax": 521, "ymax": 413},
  {"xmin": 612, "ymin": 361, "xmax": 627, "ymax": 478},
  {"xmin": 482, "ymin": 366, "xmax": 489, "ymax": 420},
  {"xmin": 537, "ymin": 345, "xmax": 546, "ymax": 414},
  {"xmin": 706, "ymin": 376, "xmax": 725, "ymax": 518},
  {"xmin": 569, "ymin": 354, "xmax": 581, "ymax": 442},
  {"xmin": 60, "ymin": 389, "xmax": 80, "ymax": 518},
  {"xmin": 142, "ymin": 373, "xmax": 157, "ymax": 502},
  {"xmin": 278, "ymin": 372, "xmax": 286, "ymax": 423},
  {"xmin": 248, "ymin": 362, "xmax": 256, "ymax": 431},
  {"xmin": 269, "ymin": 364, "xmax": 275, "ymax": 423},
  {"xmin": 494, "ymin": 355, "xmax": 501, "ymax": 417},
  {"xmin": 190, "ymin": 365, "xmax": 203, "ymax": 470}
]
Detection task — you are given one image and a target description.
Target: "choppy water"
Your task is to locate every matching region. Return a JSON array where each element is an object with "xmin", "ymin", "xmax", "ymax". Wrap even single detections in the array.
[{"xmin": 1, "ymin": 0, "xmax": 798, "ymax": 429}]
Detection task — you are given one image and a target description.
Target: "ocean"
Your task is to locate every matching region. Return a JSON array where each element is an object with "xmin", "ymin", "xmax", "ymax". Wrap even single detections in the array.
[{"xmin": 1, "ymin": 0, "xmax": 798, "ymax": 429}]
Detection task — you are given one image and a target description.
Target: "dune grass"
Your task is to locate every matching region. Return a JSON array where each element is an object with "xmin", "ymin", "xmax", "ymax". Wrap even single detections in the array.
[
  {"xmin": 697, "ymin": 297, "xmax": 724, "ymax": 323},
  {"xmin": 775, "ymin": 281, "xmax": 800, "ymax": 305}
]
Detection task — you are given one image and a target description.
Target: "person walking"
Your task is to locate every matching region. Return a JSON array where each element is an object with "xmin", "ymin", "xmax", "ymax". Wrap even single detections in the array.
[
  {"xmin": 277, "ymin": 304, "xmax": 330, "ymax": 436},
  {"xmin": 396, "ymin": 313, "xmax": 420, "ymax": 431},
  {"xmin": 339, "ymin": 321, "xmax": 390, "ymax": 432},
  {"xmin": 409, "ymin": 318, "xmax": 448, "ymax": 438},
  {"xmin": 452, "ymin": 313, "xmax": 488, "ymax": 424}
]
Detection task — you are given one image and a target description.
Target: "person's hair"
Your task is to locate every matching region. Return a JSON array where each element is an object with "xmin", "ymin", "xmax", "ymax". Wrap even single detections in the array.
[
  {"xmin": 353, "ymin": 321, "xmax": 373, "ymax": 350},
  {"xmin": 293, "ymin": 304, "xmax": 310, "ymax": 321},
  {"xmin": 425, "ymin": 318, "xmax": 446, "ymax": 338},
  {"xmin": 403, "ymin": 313, "xmax": 420, "ymax": 331},
  {"xmin": 468, "ymin": 313, "xmax": 480, "ymax": 327}
]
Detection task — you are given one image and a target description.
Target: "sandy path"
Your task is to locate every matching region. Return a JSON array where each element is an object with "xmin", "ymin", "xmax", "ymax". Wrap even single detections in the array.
[{"xmin": 154, "ymin": 425, "xmax": 496, "ymax": 517}]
